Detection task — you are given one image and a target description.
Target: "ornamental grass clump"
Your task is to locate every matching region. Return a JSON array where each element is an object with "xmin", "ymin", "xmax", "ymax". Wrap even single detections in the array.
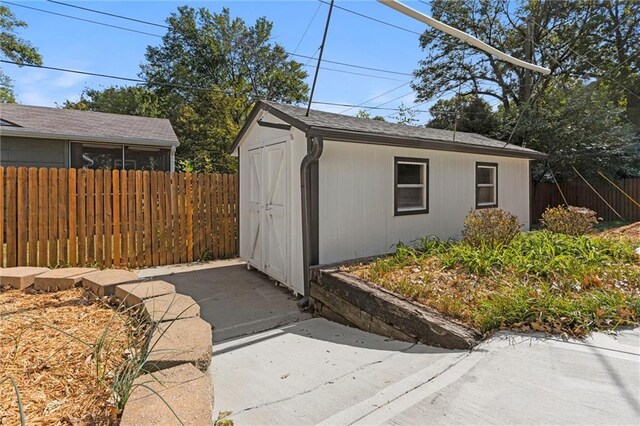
[
  {"xmin": 540, "ymin": 205, "xmax": 599, "ymax": 236},
  {"xmin": 462, "ymin": 208, "xmax": 521, "ymax": 248}
]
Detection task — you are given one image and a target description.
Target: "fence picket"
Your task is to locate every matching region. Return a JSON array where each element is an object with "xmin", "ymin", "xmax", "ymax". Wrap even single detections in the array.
[
  {"xmin": 1, "ymin": 167, "xmax": 238, "ymax": 269},
  {"xmin": 68, "ymin": 169, "xmax": 77, "ymax": 266},
  {"xmin": 6, "ymin": 167, "xmax": 17, "ymax": 267},
  {"xmin": 28, "ymin": 168, "xmax": 38, "ymax": 266}
]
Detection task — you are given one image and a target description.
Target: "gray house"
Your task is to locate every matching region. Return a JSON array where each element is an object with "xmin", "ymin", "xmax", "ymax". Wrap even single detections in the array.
[{"xmin": 0, "ymin": 104, "xmax": 179, "ymax": 171}]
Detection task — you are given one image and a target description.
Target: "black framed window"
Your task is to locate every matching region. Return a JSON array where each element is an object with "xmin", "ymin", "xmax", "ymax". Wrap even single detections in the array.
[
  {"xmin": 70, "ymin": 142, "xmax": 170, "ymax": 171},
  {"xmin": 394, "ymin": 157, "xmax": 428, "ymax": 216},
  {"xmin": 476, "ymin": 162, "xmax": 498, "ymax": 208}
]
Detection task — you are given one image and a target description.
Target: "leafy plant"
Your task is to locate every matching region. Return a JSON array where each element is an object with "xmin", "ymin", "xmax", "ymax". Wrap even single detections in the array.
[
  {"xmin": 462, "ymin": 208, "xmax": 521, "ymax": 248},
  {"xmin": 540, "ymin": 205, "xmax": 599, "ymax": 236}
]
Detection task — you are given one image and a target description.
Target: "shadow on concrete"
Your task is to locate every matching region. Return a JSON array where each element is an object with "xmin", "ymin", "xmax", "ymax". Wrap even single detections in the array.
[
  {"xmin": 213, "ymin": 317, "xmax": 463, "ymax": 356},
  {"xmin": 142, "ymin": 262, "xmax": 312, "ymax": 342}
]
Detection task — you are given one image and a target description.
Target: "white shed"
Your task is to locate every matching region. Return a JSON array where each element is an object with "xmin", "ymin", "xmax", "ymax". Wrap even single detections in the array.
[{"xmin": 231, "ymin": 101, "xmax": 546, "ymax": 299}]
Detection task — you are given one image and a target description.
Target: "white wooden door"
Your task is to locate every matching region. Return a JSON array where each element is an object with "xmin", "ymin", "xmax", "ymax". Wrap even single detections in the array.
[
  {"xmin": 263, "ymin": 142, "xmax": 288, "ymax": 283},
  {"xmin": 247, "ymin": 147, "xmax": 263, "ymax": 269}
]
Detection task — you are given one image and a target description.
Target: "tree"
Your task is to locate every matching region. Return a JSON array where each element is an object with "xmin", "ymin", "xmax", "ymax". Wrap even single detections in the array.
[
  {"xmin": 392, "ymin": 102, "xmax": 420, "ymax": 125},
  {"xmin": 356, "ymin": 109, "xmax": 385, "ymax": 121},
  {"xmin": 140, "ymin": 6, "xmax": 308, "ymax": 172},
  {"xmin": 510, "ymin": 80, "xmax": 638, "ymax": 182},
  {"xmin": 0, "ymin": 5, "xmax": 43, "ymax": 103},
  {"xmin": 426, "ymin": 94, "xmax": 498, "ymax": 136},
  {"xmin": 63, "ymin": 86, "xmax": 164, "ymax": 118}
]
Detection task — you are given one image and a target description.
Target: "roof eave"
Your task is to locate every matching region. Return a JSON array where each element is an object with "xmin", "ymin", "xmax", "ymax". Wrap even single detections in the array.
[
  {"xmin": 306, "ymin": 127, "xmax": 548, "ymax": 160},
  {"xmin": 0, "ymin": 128, "xmax": 179, "ymax": 147}
]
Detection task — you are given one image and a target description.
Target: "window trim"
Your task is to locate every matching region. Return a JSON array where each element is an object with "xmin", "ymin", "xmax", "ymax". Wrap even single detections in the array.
[
  {"xmin": 394, "ymin": 156, "xmax": 429, "ymax": 216},
  {"xmin": 475, "ymin": 162, "xmax": 498, "ymax": 209}
]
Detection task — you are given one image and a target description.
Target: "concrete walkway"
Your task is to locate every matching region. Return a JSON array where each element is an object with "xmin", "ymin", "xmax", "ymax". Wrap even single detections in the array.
[
  {"xmin": 138, "ymin": 260, "xmax": 640, "ymax": 425},
  {"xmin": 137, "ymin": 259, "xmax": 311, "ymax": 342},
  {"xmin": 213, "ymin": 319, "xmax": 640, "ymax": 425}
]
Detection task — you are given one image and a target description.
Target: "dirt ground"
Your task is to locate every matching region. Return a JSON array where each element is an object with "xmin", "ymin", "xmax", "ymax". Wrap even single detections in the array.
[
  {"xmin": 601, "ymin": 221, "xmax": 640, "ymax": 239},
  {"xmin": 0, "ymin": 287, "xmax": 131, "ymax": 425}
]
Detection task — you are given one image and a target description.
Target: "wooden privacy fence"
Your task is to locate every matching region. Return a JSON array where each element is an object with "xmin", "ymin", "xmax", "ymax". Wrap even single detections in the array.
[
  {"xmin": 0, "ymin": 166, "xmax": 238, "ymax": 268},
  {"xmin": 532, "ymin": 178, "xmax": 640, "ymax": 222}
]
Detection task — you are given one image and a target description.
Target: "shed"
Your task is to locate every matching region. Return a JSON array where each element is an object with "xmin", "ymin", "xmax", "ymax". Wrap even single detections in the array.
[
  {"xmin": 0, "ymin": 104, "xmax": 179, "ymax": 171},
  {"xmin": 231, "ymin": 100, "xmax": 546, "ymax": 298}
]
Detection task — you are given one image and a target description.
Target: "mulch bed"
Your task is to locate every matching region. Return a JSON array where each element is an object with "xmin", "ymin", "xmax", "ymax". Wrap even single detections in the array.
[
  {"xmin": 0, "ymin": 287, "xmax": 130, "ymax": 425},
  {"xmin": 601, "ymin": 221, "xmax": 640, "ymax": 240}
]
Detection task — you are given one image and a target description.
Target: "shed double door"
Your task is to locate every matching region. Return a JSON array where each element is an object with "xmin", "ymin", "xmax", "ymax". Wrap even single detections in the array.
[{"xmin": 247, "ymin": 141, "xmax": 288, "ymax": 284}]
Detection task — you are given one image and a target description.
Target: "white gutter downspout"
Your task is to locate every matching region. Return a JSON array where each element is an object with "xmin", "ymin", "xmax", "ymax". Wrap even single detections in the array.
[{"xmin": 377, "ymin": 0, "xmax": 551, "ymax": 75}]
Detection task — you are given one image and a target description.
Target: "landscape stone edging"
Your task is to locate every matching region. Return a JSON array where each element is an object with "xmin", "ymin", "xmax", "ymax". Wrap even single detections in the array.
[
  {"xmin": 0, "ymin": 266, "xmax": 214, "ymax": 426},
  {"xmin": 310, "ymin": 264, "xmax": 482, "ymax": 350}
]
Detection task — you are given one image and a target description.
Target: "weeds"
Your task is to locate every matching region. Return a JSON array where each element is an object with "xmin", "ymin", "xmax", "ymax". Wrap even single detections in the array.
[{"xmin": 348, "ymin": 230, "xmax": 640, "ymax": 336}]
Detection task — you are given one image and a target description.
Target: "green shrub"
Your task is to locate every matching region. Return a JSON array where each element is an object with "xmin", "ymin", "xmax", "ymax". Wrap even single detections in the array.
[
  {"xmin": 462, "ymin": 208, "xmax": 521, "ymax": 248},
  {"xmin": 540, "ymin": 205, "xmax": 599, "ymax": 236}
]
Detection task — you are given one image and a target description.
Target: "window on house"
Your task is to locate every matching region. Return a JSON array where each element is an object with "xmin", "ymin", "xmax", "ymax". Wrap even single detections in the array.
[
  {"xmin": 394, "ymin": 157, "xmax": 428, "ymax": 215},
  {"xmin": 70, "ymin": 142, "xmax": 170, "ymax": 171},
  {"xmin": 476, "ymin": 163, "xmax": 498, "ymax": 208}
]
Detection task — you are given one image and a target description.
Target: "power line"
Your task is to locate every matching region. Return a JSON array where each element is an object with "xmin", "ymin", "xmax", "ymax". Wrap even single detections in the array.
[
  {"xmin": 302, "ymin": 63, "xmax": 407, "ymax": 81},
  {"xmin": 0, "ymin": 59, "xmax": 225, "ymax": 93},
  {"xmin": 292, "ymin": 2, "xmax": 323, "ymax": 54},
  {"xmin": 46, "ymin": 0, "xmax": 169, "ymax": 29},
  {"xmin": 44, "ymin": 0, "xmax": 413, "ymax": 77},
  {"xmin": 339, "ymin": 81, "xmax": 411, "ymax": 113},
  {"xmin": 318, "ymin": 0, "xmax": 420, "ymax": 36},
  {"xmin": 289, "ymin": 53, "xmax": 412, "ymax": 76},
  {"xmin": 0, "ymin": 59, "xmax": 429, "ymax": 115},
  {"xmin": 3, "ymin": 1, "xmax": 163, "ymax": 38}
]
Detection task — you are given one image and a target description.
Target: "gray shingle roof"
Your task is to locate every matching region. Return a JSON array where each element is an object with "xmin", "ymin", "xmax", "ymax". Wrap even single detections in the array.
[
  {"xmin": 256, "ymin": 101, "xmax": 545, "ymax": 159},
  {"xmin": 0, "ymin": 104, "xmax": 178, "ymax": 145}
]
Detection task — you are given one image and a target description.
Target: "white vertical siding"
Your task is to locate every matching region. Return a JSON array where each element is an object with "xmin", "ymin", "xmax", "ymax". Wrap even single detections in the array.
[{"xmin": 318, "ymin": 140, "xmax": 531, "ymax": 265}]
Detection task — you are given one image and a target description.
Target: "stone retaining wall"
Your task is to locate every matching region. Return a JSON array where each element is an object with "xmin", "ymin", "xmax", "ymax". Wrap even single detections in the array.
[{"xmin": 0, "ymin": 266, "xmax": 214, "ymax": 425}]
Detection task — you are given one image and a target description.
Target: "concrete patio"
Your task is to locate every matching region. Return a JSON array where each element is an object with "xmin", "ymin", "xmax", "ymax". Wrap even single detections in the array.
[{"xmin": 138, "ymin": 260, "xmax": 640, "ymax": 425}]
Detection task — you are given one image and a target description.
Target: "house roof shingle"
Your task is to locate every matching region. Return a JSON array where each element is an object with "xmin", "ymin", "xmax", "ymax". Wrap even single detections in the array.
[
  {"xmin": 0, "ymin": 104, "xmax": 178, "ymax": 146},
  {"xmin": 234, "ymin": 100, "xmax": 546, "ymax": 159}
]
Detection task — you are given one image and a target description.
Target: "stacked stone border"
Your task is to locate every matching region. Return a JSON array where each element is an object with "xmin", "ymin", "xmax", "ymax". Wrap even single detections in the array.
[
  {"xmin": 0, "ymin": 266, "xmax": 213, "ymax": 426},
  {"xmin": 310, "ymin": 261, "xmax": 482, "ymax": 350}
]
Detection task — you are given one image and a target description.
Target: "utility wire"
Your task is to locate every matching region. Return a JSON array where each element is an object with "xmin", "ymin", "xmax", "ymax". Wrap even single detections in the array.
[
  {"xmin": 3, "ymin": 1, "xmax": 163, "ymax": 38},
  {"xmin": 39, "ymin": 0, "xmax": 412, "ymax": 78},
  {"xmin": 46, "ymin": 0, "xmax": 169, "ymax": 29},
  {"xmin": 0, "ymin": 59, "xmax": 431, "ymax": 114},
  {"xmin": 289, "ymin": 53, "xmax": 412, "ymax": 76},
  {"xmin": 339, "ymin": 81, "xmax": 411, "ymax": 114},
  {"xmin": 318, "ymin": 0, "xmax": 420, "ymax": 36},
  {"xmin": 292, "ymin": 2, "xmax": 323, "ymax": 54}
]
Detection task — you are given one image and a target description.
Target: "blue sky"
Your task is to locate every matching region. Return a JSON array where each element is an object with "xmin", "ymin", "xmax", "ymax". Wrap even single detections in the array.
[{"xmin": 3, "ymin": 0, "xmax": 440, "ymax": 122}]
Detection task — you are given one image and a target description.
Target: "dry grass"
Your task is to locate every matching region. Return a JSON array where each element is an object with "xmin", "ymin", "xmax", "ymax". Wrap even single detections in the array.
[
  {"xmin": 0, "ymin": 288, "xmax": 131, "ymax": 425},
  {"xmin": 344, "ymin": 231, "xmax": 640, "ymax": 336},
  {"xmin": 601, "ymin": 221, "xmax": 640, "ymax": 240}
]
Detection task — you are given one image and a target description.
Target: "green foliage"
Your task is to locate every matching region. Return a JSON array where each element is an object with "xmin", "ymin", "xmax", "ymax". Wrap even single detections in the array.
[
  {"xmin": 427, "ymin": 94, "xmax": 498, "ymax": 136},
  {"xmin": 140, "ymin": 6, "xmax": 309, "ymax": 173},
  {"xmin": 356, "ymin": 109, "xmax": 385, "ymax": 121},
  {"xmin": 360, "ymin": 231, "xmax": 640, "ymax": 335},
  {"xmin": 391, "ymin": 102, "xmax": 419, "ymax": 125},
  {"xmin": 508, "ymin": 81, "xmax": 639, "ymax": 181},
  {"xmin": 63, "ymin": 86, "xmax": 164, "ymax": 118},
  {"xmin": 0, "ymin": 5, "xmax": 43, "ymax": 103},
  {"xmin": 540, "ymin": 205, "xmax": 599, "ymax": 236},
  {"xmin": 462, "ymin": 208, "xmax": 521, "ymax": 248},
  {"xmin": 413, "ymin": 0, "xmax": 640, "ymax": 179}
]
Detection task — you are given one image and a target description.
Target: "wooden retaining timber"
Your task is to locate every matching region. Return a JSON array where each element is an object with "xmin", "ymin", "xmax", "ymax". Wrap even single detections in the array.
[
  {"xmin": 0, "ymin": 166, "xmax": 238, "ymax": 268},
  {"xmin": 310, "ymin": 263, "xmax": 482, "ymax": 350}
]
